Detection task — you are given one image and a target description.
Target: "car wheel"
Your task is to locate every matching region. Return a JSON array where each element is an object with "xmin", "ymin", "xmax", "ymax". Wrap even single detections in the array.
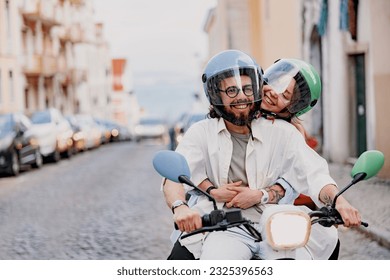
[
  {"xmin": 32, "ymin": 149, "xmax": 43, "ymax": 168},
  {"xmin": 8, "ymin": 150, "xmax": 20, "ymax": 176},
  {"xmin": 61, "ymin": 147, "xmax": 72, "ymax": 159},
  {"xmin": 51, "ymin": 149, "xmax": 61, "ymax": 162},
  {"xmin": 66, "ymin": 147, "xmax": 73, "ymax": 158}
]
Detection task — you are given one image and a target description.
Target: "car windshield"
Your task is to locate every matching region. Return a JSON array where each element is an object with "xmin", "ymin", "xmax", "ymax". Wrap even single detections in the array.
[
  {"xmin": 188, "ymin": 114, "xmax": 206, "ymax": 125},
  {"xmin": 182, "ymin": 113, "xmax": 206, "ymax": 131},
  {"xmin": 0, "ymin": 114, "xmax": 13, "ymax": 137},
  {"xmin": 31, "ymin": 111, "xmax": 52, "ymax": 124},
  {"xmin": 139, "ymin": 118, "xmax": 164, "ymax": 125}
]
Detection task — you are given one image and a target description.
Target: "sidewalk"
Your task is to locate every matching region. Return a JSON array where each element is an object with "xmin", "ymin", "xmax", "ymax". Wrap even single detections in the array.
[{"xmin": 328, "ymin": 162, "xmax": 390, "ymax": 249}]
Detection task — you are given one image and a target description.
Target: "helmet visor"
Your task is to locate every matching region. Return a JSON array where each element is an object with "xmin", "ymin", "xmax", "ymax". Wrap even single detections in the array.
[
  {"xmin": 206, "ymin": 66, "xmax": 261, "ymax": 106},
  {"xmin": 264, "ymin": 62, "xmax": 311, "ymax": 114}
]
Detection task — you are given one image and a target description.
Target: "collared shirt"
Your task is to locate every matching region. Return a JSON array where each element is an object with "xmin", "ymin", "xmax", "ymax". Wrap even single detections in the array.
[
  {"xmin": 174, "ymin": 117, "xmax": 338, "ymax": 258},
  {"xmin": 176, "ymin": 117, "xmax": 336, "ymax": 213}
]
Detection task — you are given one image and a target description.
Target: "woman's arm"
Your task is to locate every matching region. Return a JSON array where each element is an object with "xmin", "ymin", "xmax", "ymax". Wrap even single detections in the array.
[{"xmin": 319, "ymin": 184, "xmax": 361, "ymax": 227}]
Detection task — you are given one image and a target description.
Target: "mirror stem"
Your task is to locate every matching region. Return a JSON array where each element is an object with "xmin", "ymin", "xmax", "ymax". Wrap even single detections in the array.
[
  {"xmin": 178, "ymin": 175, "xmax": 218, "ymax": 210},
  {"xmin": 331, "ymin": 172, "xmax": 366, "ymax": 208}
]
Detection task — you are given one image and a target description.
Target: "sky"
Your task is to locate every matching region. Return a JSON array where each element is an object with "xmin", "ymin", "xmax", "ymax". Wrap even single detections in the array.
[{"xmin": 92, "ymin": 0, "xmax": 216, "ymax": 121}]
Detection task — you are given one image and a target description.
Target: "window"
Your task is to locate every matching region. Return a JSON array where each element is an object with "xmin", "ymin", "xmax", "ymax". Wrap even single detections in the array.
[
  {"xmin": 9, "ymin": 70, "xmax": 14, "ymax": 102},
  {"xmin": 0, "ymin": 69, "xmax": 2, "ymax": 104},
  {"xmin": 6, "ymin": 0, "xmax": 13, "ymax": 53}
]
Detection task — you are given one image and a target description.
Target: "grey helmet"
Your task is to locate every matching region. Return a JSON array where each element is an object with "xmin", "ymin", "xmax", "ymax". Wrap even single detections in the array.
[{"xmin": 201, "ymin": 50, "xmax": 263, "ymax": 126}]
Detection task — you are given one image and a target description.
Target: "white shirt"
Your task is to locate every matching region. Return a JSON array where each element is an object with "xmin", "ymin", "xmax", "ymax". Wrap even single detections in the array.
[
  {"xmin": 176, "ymin": 117, "xmax": 336, "ymax": 210},
  {"xmin": 173, "ymin": 117, "xmax": 338, "ymax": 259}
]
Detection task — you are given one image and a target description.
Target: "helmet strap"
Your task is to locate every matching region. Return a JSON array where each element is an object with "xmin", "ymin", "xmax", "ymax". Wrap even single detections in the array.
[
  {"xmin": 246, "ymin": 123, "xmax": 254, "ymax": 140},
  {"xmin": 259, "ymin": 108, "xmax": 292, "ymax": 122}
]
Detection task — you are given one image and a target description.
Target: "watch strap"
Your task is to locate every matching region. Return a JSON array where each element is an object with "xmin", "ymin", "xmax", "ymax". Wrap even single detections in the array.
[
  {"xmin": 171, "ymin": 200, "xmax": 188, "ymax": 213},
  {"xmin": 206, "ymin": 185, "xmax": 217, "ymax": 194},
  {"xmin": 260, "ymin": 189, "xmax": 269, "ymax": 204}
]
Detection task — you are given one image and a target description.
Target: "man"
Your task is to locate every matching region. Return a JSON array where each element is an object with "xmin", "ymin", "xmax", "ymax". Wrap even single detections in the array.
[{"xmin": 163, "ymin": 50, "xmax": 361, "ymax": 259}]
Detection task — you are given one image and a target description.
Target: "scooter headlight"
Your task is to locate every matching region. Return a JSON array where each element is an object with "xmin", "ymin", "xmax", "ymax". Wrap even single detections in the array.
[{"xmin": 266, "ymin": 211, "xmax": 311, "ymax": 250}]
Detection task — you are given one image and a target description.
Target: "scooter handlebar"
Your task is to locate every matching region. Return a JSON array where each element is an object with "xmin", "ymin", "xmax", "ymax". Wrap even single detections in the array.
[{"xmin": 310, "ymin": 206, "xmax": 369, "ymax": 228}]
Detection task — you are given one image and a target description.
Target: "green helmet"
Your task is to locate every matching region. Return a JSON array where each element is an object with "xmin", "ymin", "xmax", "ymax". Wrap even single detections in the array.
[{"xmin": 263, "ymin": 58, "xmax": 321, "ymax": 117}]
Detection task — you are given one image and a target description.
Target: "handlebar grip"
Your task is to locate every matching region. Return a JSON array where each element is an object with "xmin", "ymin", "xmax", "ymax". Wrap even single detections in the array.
[{"xmin": 174, "ymin": 215, "xmax": 208, "ymax": 231}]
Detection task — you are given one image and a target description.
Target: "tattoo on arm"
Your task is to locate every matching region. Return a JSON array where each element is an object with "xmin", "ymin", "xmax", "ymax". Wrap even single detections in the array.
[
  {"xmin": 265, "ymin": 186, "xmax": 284, "ymax": 204},
  {"xmin": 320, "ymin": 193, "xmax": 333, "ymax": 206}
]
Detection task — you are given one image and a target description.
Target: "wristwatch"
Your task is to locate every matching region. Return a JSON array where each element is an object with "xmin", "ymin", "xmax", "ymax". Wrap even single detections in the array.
[
  {"xmin": 260, "ymin": 189, "xmax": 269, "ymax": 204},
  {"xmin": 206, "ymin": 185, "xmax": 217, "ymax": 195},
  {"xmin": 171, "ymin": 200, "xmax": 188, "ymax": 213}
]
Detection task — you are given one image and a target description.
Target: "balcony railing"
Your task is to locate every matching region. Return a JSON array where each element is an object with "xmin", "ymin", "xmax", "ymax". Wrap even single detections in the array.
[
  {"xmin": 23, "ymin": 54, "xmax": 58, "ymax": 77},
  {"xmin": 21, "ymin": 0, "xmax": 60, "ymax": 27},
  {"xmin": 42, "ymin": 55, "xmax": 58, "ymax": 76},
  {"xmin": 70, "ymin": 24, "xmax": 84, "ymax": 43},
  {"xmin": 23, "ymin": 54, "xmax": 42, "ymax": 77},
  {"xmin": 57, "ymin": 24, "xmax": 85, "ymax": 43}
]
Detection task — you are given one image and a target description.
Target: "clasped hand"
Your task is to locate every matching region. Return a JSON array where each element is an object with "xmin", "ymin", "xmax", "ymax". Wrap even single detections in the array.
[{"xmin": 211, "ymin": 181, "xmax": 261, "ymax": 209}]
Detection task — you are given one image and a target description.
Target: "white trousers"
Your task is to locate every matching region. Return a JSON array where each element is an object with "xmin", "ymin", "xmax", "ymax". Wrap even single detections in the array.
[
  {"xmin": 197, "ymin": 223, "xmax": 338, "ymax": 260},
  {"xmin": 178, "ymin": 201, "xmax": 339, "ymax": 260}
]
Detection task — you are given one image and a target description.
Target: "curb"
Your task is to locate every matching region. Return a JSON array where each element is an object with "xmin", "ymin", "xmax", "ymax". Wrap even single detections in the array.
[{"xmin": 356, "ymin": 224, "xmax": 390, "ymax": 249}]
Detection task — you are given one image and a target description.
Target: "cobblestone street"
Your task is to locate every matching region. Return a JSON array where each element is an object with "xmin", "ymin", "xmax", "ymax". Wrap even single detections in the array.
[
  {"xmin": 0, "ymin": 142, "xmax": 388, "ymax": 259},
  {"xmin": 0, "ymin": 142, "xmax": 173, "ymax": 259}
]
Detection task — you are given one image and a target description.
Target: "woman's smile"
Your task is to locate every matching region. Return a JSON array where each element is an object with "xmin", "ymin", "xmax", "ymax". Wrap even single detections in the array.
[{"xmin": 263, "ymin": 93, "xmax": 277, "ymax": 106}]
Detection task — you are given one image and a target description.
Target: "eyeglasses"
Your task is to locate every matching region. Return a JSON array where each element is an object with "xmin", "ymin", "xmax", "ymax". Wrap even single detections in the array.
[{"xmin": 218, "ymin": 85, "xmax": 254, "ymax": 98}]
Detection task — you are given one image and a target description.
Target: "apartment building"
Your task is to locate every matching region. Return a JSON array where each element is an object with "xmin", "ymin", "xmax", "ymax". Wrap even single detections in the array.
[
  {"xmin": 301, "ymin": 0, "xmax": 390, "ymax": 178},
  {"xmin": 0, "ymin": 0, "xmax": 114, "ymax": 119},
  {"xmin": 111, "ymin": 58, "xmax": 140, "ymax": 136},
  {"xmin": 0, "ymin": 0, "xmax": 23, "ymax": 113}
]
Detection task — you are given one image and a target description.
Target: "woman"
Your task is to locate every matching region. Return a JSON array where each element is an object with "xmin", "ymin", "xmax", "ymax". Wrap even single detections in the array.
[
  {"xmin": 260, "ymin": 58, "xmax": 319, "ymax": 148},
  {"xmin": 260, "ymin": 58, "xmax": 322, "ymax": 209}
]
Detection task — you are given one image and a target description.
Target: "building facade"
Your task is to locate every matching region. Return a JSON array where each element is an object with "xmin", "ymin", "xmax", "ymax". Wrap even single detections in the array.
[
  {"xmin": 111, "ymin": 58, "xmax": 140, "ymax": 136},
  {"xmin": 301, "ymin": 0, "xmax": 390, "ymax": 178},
  {"xmin": 0, "ymin": 0, "xmax": 116, "ymax": 120},
  {"xmin": 0, "ymin": 0, "xmax": 23, "ymax": 113},
  {"xmin": 203, "ymin": 0, "xmax": 390, "ymax": 178}
]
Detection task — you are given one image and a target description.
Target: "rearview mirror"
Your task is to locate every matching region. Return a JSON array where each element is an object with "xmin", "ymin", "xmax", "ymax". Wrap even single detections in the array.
[
  {"xmin": 153, "ymin": 150, "xmax": 218, "ymax": 210},
  {"xmin": 152, "ymin": 150, "xmax": 191, "ymax": 183},
  {"xmin": 351, "ymin": 150, "xmax": 384, "ymax": 180},
  {"xmin": 333, "ymin": 150, "xmax": 385, "ymax": 208}
]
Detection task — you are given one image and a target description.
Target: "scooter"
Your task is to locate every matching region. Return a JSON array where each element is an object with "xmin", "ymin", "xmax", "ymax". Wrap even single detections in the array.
[{"xmin": 153, "ymin": 149, "xmax": 384, "ymax": 258}]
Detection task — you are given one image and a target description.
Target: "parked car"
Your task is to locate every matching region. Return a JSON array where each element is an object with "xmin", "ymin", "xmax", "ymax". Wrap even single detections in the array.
[
  {"xmin": 169, "ymin": 112, "xmax": 207, "ymax": 150},
  {"xmin": 0, "ymin": 113, "xmax": 43, "ymax": 176},
  {"xmin": 117, "ymin": 125, "xmax": 132, "ymax": 141},
  {"xmin": 30, "ymin": 108, "xmax": 74, "ymax": 162},
  {"xmin": 65, "ymin": 115, "xmax": 87, "ymax": 154},
  {"xmin": 134, "ymin": 117, "xmax": 168, "ymax": 142},
  {"xmin": 73, "ymin": 114, "xmax": 102, "ymax": 149},
  {"xmin": 93, "ymin": 118, "xmax": 117, "ymax": 143}
]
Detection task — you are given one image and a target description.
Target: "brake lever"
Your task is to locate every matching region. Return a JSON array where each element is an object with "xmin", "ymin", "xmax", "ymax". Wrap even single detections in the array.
[
  {"xmin": 180, "ymin": 219, "xmax": 251, "ymax": 239},
  {"xmin": 180, "ymin": 224, "xmax": 226, "ymax": 239},
  {"xmin": 312, "ymin": 212, "xmax": 369, "ymax": 228}
]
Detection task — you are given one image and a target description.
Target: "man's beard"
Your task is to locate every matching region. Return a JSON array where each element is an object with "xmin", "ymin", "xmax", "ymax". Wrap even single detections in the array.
[{"xmin": 215, "ymin": 100, "xmax": 260, "ymax": 126}]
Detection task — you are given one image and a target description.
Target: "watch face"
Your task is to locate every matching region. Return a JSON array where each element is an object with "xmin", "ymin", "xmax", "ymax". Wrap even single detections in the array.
[
  {"xmin": 172, "ymin": 200, "xmax": 184, "ymax": 207},
  {"xmin": 261, "ymin": 189, "xmax": 269, "ymax": 204},
  {"xmin": 171, "ymin": 200, "xmax": 187, "ymax": 213}
]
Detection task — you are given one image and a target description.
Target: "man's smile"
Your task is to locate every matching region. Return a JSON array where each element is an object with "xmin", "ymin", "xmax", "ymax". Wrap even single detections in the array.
[
  {"xmin": 231, "ymin": 103, "xmax": 250, "ymax": 109},
  {"xmin": 230, "ymin": 99, "xmax": 253, "ymax": 110}
]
